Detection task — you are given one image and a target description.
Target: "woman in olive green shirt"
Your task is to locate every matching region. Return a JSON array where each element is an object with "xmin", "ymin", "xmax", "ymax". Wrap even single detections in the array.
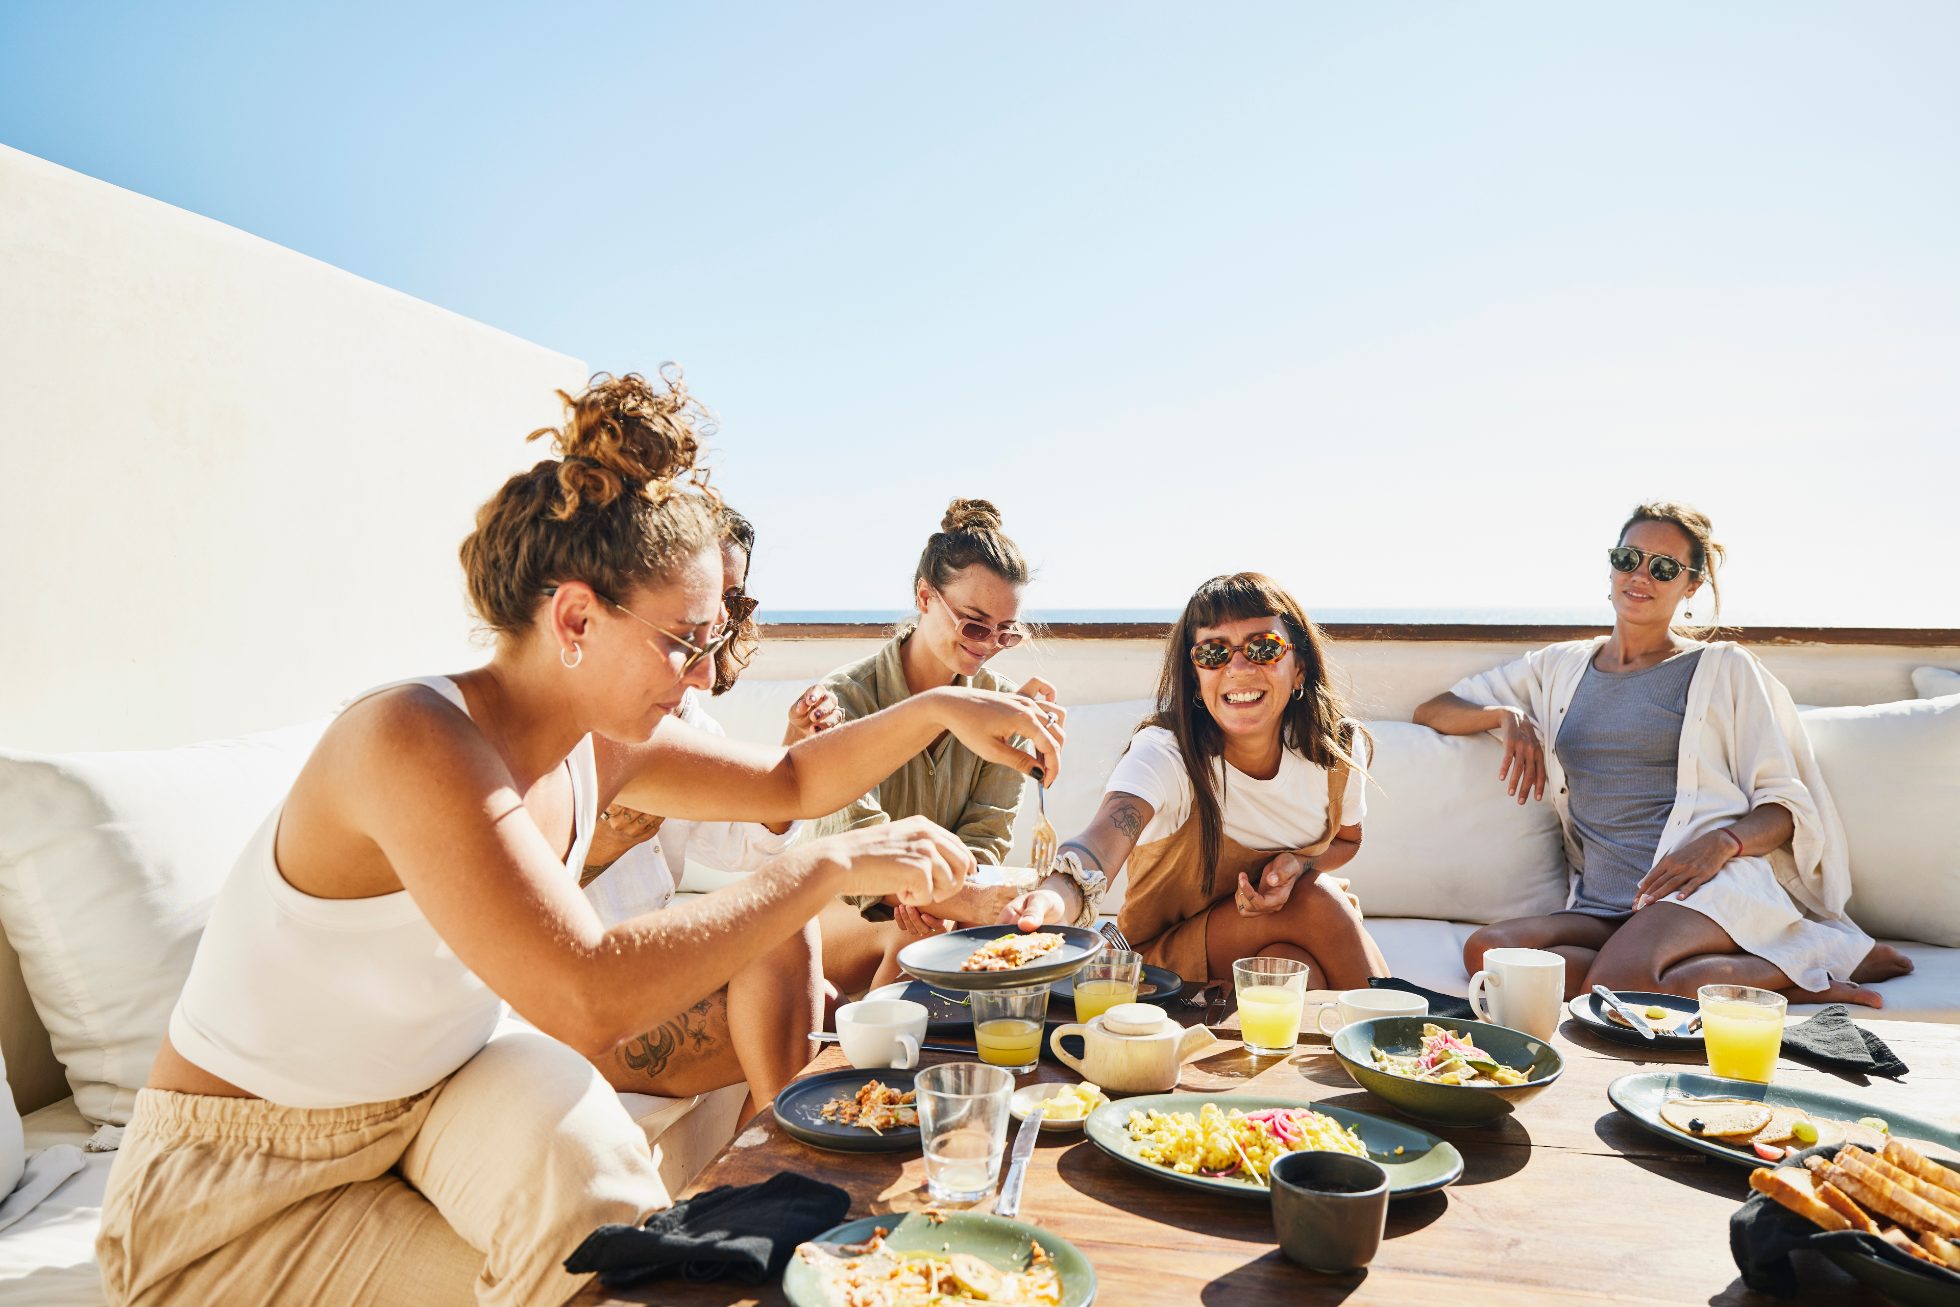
[{"xmin": 819, "ymin": 499, "xmax": 1104, "ymax": 992}]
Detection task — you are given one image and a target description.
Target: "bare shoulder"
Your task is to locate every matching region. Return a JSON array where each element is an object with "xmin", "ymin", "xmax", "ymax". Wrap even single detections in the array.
[{"xmin": 304, "ymin": 684, "xmax": 503, "ymax": 814}]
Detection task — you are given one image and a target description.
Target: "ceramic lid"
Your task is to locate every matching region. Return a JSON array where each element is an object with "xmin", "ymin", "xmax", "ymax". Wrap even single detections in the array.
[{"xmin": 1100, "ymin": 1003, "xmax": 1171, "ymax": 1036}]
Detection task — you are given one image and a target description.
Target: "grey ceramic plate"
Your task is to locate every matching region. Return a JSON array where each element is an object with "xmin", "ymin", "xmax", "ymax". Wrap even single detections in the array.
[
  {"xmin": 1606, "ymin": 1070, "xmax": 1960, "ymax": 1169},
  {"xmin": 1565, "ymin": 990, "xmax": 1704, "ymax": 1049},
  {"xmin": 897, "ymin": 924, "xmax": 1104, "ymax": 991},
  {"xmin": 783, "ymin": 1212, "xmax": 1096, "ymax": 1307},
  {"xmin": 1083, "ymin": 1092, "xmax": 1462, "ymax": 1200},
  {"xmin": 1818, "ymin": 1232, "xmax": 1960, "ymax": 1307},
  {"xmin": 772, "ymin": 1069, "xmax": 919, "ymax": 1154},
  {"xmin": 1051, "ymin": 964, "xmax": 1187, "ymax": 1009},
  {"xmin": 1331, "ymin": 1016, "xmax": 1564, "ymax": 1126}
]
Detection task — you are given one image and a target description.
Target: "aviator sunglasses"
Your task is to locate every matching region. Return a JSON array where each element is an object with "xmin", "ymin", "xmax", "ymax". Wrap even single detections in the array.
[
  {"xmin": 1189, "ymin": 631, "xmax": 1293, "ymax": 670},
  {"xmin": 1608, "ymin": 545, "xmax": 1700, "ymax": 584}
]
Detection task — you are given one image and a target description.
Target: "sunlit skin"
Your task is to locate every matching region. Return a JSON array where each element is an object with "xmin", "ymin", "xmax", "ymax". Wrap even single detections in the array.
[{"xmin": 1413, "ymin": 520, "xmax": 1913, "ymax": 1005}]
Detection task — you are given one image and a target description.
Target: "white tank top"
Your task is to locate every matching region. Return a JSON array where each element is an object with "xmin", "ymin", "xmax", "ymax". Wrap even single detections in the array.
[{"xmin": 169, "ymin": 677, "xmax": 598, "ymax": 1108}]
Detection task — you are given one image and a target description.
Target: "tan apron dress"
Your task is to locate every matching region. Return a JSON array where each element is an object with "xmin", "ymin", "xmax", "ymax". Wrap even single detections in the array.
[{"xmin": 1116, "ymin": 760, "xmax": 1350, "ymax": 985}]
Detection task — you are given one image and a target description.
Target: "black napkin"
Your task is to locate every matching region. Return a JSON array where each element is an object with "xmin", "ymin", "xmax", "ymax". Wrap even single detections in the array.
[
  {"xmin": 1780, "ymin": 1004, "xmax": 1910, "ymax": 1080},
  {"xmin": 1730, "ymin": 1144, "xmax": 1960, "ymax": 1297},
  {"xmin": 1367, "ymin": 977, "xmax": 1475, "ymax": 1022},
  {"xmin": 563, "ymin": 1172, "xmax": 850, "ymax": 1289}
]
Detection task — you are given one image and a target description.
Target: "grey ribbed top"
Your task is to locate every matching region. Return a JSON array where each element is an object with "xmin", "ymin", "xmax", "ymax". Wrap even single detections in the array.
[{"xmin": 1556, "ymin": 648, "xmax": 1703, "ymax": 917}]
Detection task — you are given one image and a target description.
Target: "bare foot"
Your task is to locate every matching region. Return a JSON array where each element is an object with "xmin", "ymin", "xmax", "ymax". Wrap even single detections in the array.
[
  {"xmin": 1850, "ymin": 942, "xmax": 1914, "ymax": 985},
  {"xmin": 1802, "ymin": 978, "xmax": 1883, "ymax": 1009}
]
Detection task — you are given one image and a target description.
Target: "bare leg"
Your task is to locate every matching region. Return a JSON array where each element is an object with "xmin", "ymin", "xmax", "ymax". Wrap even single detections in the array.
[
  {"xmin": 1587, "ymin": 903, "xmax": 1881, "ymax": 1008},
  {"xmin": 819, "ymin": 900, "xmax": 909, "ymax": 997},
  {"xmin": 1463, "ymin": 914, "xmax": 1620, "ymax": 1000},
  {"xmin": 1851, "ymin": 942, "xmax": 1914, "ymax": 984},
  {"xmin": 1205, "ymin": 876, "xmax": 1387, "ymax": 990}
]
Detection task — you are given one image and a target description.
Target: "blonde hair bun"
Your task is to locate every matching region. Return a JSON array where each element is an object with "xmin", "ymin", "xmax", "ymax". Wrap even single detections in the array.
[
  {"xmin": 529, "ymin": 368, "xmax": 713, "ymax": 520},
  {"xmin": 941, "ymin": 497, "xmax": 1004, "ymax": 534}
]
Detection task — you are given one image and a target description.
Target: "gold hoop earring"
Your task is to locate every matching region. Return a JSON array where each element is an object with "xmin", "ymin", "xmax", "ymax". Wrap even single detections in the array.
[{"xmin": 560, "ymin": 643, "xmax": 583, "ymax": 670}]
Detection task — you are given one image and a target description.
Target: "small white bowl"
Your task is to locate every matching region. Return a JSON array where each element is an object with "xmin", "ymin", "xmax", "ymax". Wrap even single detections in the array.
[{"xmin": 1010, "ymin": 1082, "xmax": 1105, "ymax": 1133}]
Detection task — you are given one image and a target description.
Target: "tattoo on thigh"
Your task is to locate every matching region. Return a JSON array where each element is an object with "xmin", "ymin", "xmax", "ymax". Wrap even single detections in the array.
[{"xmin": 616, "ymin": 994, "xmax": 719, "ymax": 1080}]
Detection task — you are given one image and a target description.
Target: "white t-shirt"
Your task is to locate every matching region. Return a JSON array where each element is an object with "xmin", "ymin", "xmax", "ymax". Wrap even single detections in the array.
[
  {"xmin": 581, "ymin": 691, "xmax": 802, "ymax": 926},
  {"xmin": 1103, "ymin": 726, "xmax": 1368, "ymax": 852}
]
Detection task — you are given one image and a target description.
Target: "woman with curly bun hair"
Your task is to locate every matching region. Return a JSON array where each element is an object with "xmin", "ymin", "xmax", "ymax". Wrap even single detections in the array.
[
  {"xmin": 817, "ymin": 499, "xmax": 1104, "ymax": 994},
  {"xmin": 96, "ymin": 372, "xmax": 1065, "ymax": 1307}
]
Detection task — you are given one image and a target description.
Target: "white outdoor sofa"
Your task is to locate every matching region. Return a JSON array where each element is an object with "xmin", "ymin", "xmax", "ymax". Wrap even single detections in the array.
[{"xmin": 0, "ymin": 664, "xmax": 1954, "ymax": 1305}]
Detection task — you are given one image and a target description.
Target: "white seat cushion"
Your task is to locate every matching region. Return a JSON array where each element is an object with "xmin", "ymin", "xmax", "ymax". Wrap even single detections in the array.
[
  {"xmin": 1912, "ymin": 666, "xmax": 1959, "ymax": 698},
  {"xmin": 0, "ymin": 724, "xmax": 328, "ymax": 1125},
  {"xmin": 1799, "ymin": 696, "xmax": 1960, "ymax": 947}
]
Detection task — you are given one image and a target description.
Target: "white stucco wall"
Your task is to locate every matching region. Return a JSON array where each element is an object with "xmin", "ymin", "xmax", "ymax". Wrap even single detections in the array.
[{"xmin": 0, "ymin": 144, "xmax": 586, "ymax": 751}]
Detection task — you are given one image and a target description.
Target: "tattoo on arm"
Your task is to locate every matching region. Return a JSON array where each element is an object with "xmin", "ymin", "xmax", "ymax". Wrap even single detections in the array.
[{"xmin": 1107, "ymin": 796, "xmax": 1146, "ymax": 841}]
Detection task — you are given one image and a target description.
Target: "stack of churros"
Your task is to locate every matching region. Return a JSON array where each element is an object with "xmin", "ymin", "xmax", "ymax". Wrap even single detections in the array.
[{"xmin": 1749, "ymin": 1139, "xmax": 1960, "ymax": 1271}]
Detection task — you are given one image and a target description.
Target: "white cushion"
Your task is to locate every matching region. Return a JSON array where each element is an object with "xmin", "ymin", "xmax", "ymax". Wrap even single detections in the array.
[
  {"xmin": 0, "ymin": 723, "xmax": 326, "ymax": 1125},
  {"xmin": 1800, "ymin": 696, "xmax": 1960, "ymax": 947},
  {"xmin": 1913, "ymin": 665, "xmax": 1960, "ymax": 699},
  {"xmin": 1340, "ymin": 723, "xmax": 1569, "ymax": 924},
  {"xmin": 0, "ymin": 1045, "xmax": 21, "ymax": 1201}
]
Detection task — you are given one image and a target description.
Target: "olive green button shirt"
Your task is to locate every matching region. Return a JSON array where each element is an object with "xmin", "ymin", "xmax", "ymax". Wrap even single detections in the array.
[{"xmin": 817, "ymin": 633, "xmax": 1027, "ymax": 912}]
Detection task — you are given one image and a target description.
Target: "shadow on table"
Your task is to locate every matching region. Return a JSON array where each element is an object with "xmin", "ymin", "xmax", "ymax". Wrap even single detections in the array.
[
  {"xmin": 1052, "ymin": 1143, "xmax": 1278, "ymax": 1245},
  {"xmin": 1200, "ymin": 1251, "xmax": 1367, "ymax": 1305},
  {"xmin": 1588, "ymin": 1113, "xmax": 1745, "ymax": 1200},
  {"xmin": 1296, "ymin": 1088, "xmax": 1534, "ymax": 1187}
]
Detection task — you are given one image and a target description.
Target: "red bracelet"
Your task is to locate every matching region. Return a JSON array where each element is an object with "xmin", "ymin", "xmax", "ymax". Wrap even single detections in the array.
[{"xmin": 1720, "ymin": 828, "xmax": 1745, "ymax": 856}]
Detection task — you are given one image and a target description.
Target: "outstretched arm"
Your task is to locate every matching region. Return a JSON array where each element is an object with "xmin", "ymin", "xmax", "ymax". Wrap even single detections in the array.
[{"xmin": 601, "ymin": 685, "xmax": 1066, "ymax": 824}]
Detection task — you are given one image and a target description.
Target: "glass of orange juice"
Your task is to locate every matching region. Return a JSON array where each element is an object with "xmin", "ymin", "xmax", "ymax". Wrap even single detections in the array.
[
  {"xmin": 971, "ymin": 984, "xmax": 1049, "ymax": 1074},
  {"xmin": 1697, "ymin": 983, "xmax": 1786, "ymax": 1083},
  {"xmin": 1074, "ymin": 950, "xmax": 1143, "ymax": 1023},
  {"xmin": 1233, "ymin": 957, "xmax": 1310, "ymax": 1056}
]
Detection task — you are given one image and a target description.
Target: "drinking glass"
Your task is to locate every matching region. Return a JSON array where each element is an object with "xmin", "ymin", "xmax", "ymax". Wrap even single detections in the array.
[
  {"xmin": 971, "ymin": 984, "xmax": 1049, "ymax": 1074},
  {"xmin": 1697, "ymin": 983, "xmax": 1786, "ymax": 1084},
  {"xmin": 915, "ymin": 1062, "xmax": 1014, "ymax": 1203},
  {"xmin": 1233, "ymin": 957, "xmax": 1309, "ymax": 1056},
  {"xmin": 1073, "ymin": 950, "xmax": 1142, "ymax": 1023}
]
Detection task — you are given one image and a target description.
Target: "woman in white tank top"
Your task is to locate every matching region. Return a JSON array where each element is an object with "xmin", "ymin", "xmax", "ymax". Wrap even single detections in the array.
[{"xmin": 97, "ymin": 371, "xmax": 1067, "ymax": 1307}]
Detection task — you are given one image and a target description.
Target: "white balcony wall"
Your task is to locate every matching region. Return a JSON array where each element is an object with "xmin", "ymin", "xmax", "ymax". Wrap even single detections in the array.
[{"xmin": 0, "ymin": 144, "xmax": 585, "ymax": 751}]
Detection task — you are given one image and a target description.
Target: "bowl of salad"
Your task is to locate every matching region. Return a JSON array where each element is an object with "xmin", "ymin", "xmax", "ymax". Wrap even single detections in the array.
[{"xmin": 1331, "ymin": 1016, "xmax": 1563, "ymax": 1126}]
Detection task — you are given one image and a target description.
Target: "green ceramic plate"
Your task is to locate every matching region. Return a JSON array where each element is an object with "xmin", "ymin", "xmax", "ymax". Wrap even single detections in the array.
[
  {"xmin": 1331, "ymin": 1016, "xmax": 1564, "ymax": 1127},
  {"xmin": 783, "ymin": 1212, "xmax": 1096, "ymax": 1307},
  {"xmin": 1820, "ymin": 1235, "xmax": 1960, "ymax": 1307},
  {"xmin": 1607, "ymin": 1070, "xmax": 1960, "ymax": 1169},
  {"xmin": 1083, "ymin": 1092, "xmax": 1462, "ymax": 1200}
]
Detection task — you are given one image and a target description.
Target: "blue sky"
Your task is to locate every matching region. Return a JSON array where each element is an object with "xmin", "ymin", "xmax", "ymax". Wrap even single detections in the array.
[{"xmin": 4, "ymin": 3, "xmax": 1955, "ymax": 622}]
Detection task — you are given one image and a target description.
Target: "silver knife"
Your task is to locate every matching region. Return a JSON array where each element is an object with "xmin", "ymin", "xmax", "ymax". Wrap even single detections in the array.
[
  {"xmin": 1592, "ymin": 984, "xmax": 1657, "ymax": 1041},
  {"xmin": 995, "ymin": 1106, "xmax": 1043, "ymax": 1218}
]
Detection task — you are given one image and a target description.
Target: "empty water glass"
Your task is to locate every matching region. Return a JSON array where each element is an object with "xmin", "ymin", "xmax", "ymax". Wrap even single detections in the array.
[{"xmin": 915, "ymin": 1062, "xmax": 1014, "ymax": 1203}]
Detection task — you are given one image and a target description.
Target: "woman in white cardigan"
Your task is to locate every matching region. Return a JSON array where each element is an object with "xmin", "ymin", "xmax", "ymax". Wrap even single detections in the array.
[{"xmin": 1413, "ymin": 502, "xmax": 1912, "ymax": 1005}]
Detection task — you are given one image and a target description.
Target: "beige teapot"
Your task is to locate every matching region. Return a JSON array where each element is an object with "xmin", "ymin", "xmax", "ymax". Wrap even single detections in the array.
[{"xmin": 1050, "ymin": 1003, "xmax": 1219, "ymax": 1094}]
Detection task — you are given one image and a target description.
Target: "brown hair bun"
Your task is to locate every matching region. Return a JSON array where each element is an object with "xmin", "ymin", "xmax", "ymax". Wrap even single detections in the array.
[
  {"xmin": 529, "ymin": 368, "xmax": 713, "ymax": 520},
  {"xmin": 461, "ymin": 368, "xmax": 720, "ymax": 636},
  {"xmin": 941, "ymin": 497, "xmax": 1005, "ymax": 534},
  {"xmin": 914, "ymin": 497, "xmax": 1030, "ymax": 602}
]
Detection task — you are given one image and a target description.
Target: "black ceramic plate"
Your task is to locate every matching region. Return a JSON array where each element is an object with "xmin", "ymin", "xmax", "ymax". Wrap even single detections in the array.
[
  {"xmin": 1566, "ymin": 990, "xmax": 1705, "ymax": 1049},
  {"xmin": 896, "ymin": 924, "xmax": 1103, "ymax": 991},
  {"xmin": 772, "ymin": 1068, "xmax": 921, "ymax": 1154},
  {"xmin": 1050, "ymin": 963, "xmax": 1186, "ymax": 1009}
]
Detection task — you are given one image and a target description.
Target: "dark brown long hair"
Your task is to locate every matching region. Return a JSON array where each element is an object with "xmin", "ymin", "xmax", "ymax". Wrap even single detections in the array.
[
  {"xmin": 711, "ymin": 504, "xmax": 758, "ymax": 695},
  {"xmin": 1141, "ymin": 572, "xmax": 1363, "ymax": 894}
]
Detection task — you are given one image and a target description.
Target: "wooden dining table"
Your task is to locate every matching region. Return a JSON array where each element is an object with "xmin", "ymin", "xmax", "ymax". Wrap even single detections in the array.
[{"xmin": 575, "ymin": 995, "xmax": 1960, "ymax": 1306}]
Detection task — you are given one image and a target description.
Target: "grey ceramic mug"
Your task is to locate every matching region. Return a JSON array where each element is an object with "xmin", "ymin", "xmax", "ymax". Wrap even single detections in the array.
[{"xmin": 1269, "ymin": 1151, "xmax": 1389, "ymax": 1273}]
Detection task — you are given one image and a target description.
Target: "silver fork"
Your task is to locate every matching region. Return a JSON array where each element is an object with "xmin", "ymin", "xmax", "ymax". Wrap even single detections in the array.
[
  {"xmin": 1099, "ymin": 921, "xmax": 1131, "ymax": 953},
  {"xmin": 1030, "ymin": 777, "xmax": 1058, "ymax": 873}
]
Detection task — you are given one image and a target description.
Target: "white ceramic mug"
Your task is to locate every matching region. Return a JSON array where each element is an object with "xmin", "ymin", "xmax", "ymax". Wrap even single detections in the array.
[
  {"xmin": 836, "ymin": 998, "xmax": 927, "ymax": 1070},
  {"xmin": 1467, "ymin": 947, "xmax": 1566, "ymax": 1040},
  {"xmin": 1313, "ymin": 987, "xmax": 1429, "ymax": 1035}
]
